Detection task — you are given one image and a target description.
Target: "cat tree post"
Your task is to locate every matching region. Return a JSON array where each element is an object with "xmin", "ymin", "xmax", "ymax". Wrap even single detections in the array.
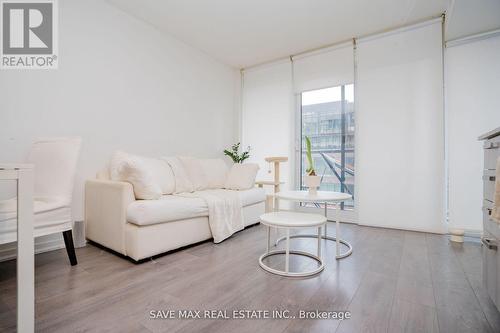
[{"xmin": 255, "ymin": 156, "xmax": 288, "ymax": 212}]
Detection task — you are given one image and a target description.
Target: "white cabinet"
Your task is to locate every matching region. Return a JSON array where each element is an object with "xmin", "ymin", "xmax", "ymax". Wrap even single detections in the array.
[
  {"xmin": 479, "ymin": 128, "xmax": 500, "ymax": 311},
  {"xmin": 482, "ymin": 229, "xmax": 497, "ymax": 306}
]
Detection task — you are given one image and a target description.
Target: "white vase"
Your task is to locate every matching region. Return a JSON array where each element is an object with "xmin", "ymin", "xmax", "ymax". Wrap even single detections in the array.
[{"xmin": 304, "ymin": 175, "xmax": 321, "ymax": 195}]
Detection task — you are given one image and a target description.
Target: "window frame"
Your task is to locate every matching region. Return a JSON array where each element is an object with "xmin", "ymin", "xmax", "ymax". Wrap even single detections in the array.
[{"xmin": 295, "ymin": 84, "xmax": 356, "ymax": 220}]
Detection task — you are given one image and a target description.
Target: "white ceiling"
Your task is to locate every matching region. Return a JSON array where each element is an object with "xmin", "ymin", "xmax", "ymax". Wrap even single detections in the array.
[
  {"xmin": 445, "ymin": 0, "xmax": 500, "ymax": 41},
  {"xmin": 107, "ymin": 0, "xmax": 450, "ymax": 68}
]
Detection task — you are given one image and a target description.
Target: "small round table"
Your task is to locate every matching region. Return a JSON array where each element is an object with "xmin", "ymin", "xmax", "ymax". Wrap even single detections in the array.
[
  {"xmin": 275, "ymin": 190, "xmax": 353, "ymax": 259},
  {"xmin": 259, "ymin": 211, "xmax": 326, "ymax": 277}
]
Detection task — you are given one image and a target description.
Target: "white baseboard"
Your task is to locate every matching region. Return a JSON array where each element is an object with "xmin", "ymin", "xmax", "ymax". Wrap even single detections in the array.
[
  {"xmin": 462, "ymin": 229, "xmax": 482, "ymax": 238},
  {"xmin": 0, "ymin": 233, "xmax": 65, "ymax": 262}
]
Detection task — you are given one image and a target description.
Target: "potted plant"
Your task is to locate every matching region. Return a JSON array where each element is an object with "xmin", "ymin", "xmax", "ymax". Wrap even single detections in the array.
[
  {"xmin": 224, "ymin": 143, "xmax": 251, "ymax": 163},
  {"xmin": 304, "ymin": 136, "xmax": 321, "ymax": 194}
]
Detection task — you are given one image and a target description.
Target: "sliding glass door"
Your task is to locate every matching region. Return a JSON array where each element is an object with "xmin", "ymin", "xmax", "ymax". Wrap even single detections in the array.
[{"xmin": 299, "ymin": 84, "xmax": 355, "ymax": 210}]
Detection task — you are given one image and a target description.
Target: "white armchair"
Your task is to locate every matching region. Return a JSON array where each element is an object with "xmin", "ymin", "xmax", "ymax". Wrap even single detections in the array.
[{"xmin": 0, "ymin": 137, "xmax": 82, "ymax": 265}]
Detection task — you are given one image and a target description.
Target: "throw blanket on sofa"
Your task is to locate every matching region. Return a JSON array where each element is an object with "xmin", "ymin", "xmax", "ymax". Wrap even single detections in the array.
[{"xmin": 175, "ymin": 189, "xmax": 244, "ymax": 243}]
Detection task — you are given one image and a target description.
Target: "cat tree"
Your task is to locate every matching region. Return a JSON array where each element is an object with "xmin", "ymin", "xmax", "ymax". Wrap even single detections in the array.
[{"xmin": 255, "ymin": 156, "xmax": 288, "ymax": 211}]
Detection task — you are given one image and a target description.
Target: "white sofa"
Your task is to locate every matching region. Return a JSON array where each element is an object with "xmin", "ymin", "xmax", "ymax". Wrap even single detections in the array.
[{"xmin": 85, "ymin": 155, "xmax": 265, "ymax": 261}]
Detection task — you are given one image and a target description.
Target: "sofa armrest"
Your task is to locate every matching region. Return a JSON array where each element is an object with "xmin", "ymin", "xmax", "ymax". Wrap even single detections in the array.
[{"xmin": 85, "ymin": 179, "xmax": 135, "ymax": 255}]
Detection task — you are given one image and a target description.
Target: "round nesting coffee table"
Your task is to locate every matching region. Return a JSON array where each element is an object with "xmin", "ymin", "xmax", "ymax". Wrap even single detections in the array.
[
  {"xmin": 259, "ymin": 211, "xmax": 326, "ymax": 277},
  {"xmin": 275, "ymin": 190, "xmax": 353, "ymax": 259}
]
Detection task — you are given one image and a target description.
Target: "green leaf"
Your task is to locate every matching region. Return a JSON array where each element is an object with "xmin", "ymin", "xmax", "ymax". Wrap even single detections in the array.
[
  {"xmin": 305, "ymin": 136, "xmax": 315, "ymax": 175},
  {"xmin": 224, "ymin": 142, "xmax": 251, "ymax": 163}
]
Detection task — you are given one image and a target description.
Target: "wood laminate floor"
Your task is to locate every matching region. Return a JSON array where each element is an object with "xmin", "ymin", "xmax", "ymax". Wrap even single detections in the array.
[{"xmin": 1, "ymin": 223, "xmax": 499, "ymax": 333}]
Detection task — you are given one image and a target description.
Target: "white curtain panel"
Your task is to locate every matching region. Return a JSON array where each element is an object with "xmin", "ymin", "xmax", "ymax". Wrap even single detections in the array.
[
  {"xmin": 446, "ymin": 35, "xmax": 500, "ymax": 233},
  {"xmin": 292, "ymin": 41, "xmax": 354, "ymax": 93},
  {"xmin": 355, "ymin": 20, "xmax": 445, "ymax": 233},
  {"xmin": 241, "ymin": 60, "xmax": 294, "ymax": 190}
]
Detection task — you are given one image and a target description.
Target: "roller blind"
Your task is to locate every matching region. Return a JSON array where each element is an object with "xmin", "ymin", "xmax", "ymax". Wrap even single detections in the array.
[
  {"xmin": 292, "ymin": 42, "xmax": 354, "ymax": 93},
  {"xmin": 241, "ymin": 61, "xmax": 294, "ymax": 188},
  {"xmin": 446, "ymin": 35, "xmax": 500, "ymax": 232},
  {"xmin": 355, "ymin": 20, "xmax": 445, "ymax": 233}
]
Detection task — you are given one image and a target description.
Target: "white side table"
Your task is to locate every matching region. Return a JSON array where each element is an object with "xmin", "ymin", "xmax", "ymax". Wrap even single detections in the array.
[
  {"xmin": 275, "ymin": 190, "xmax": 353, "ymax": 259},
  {"xmin": 0, "ymin": 164, "xmax": 34, "ymax": 332},
  {"xmin": 259, "ymin": 211, "xmax": 326, "ymax": 277}
]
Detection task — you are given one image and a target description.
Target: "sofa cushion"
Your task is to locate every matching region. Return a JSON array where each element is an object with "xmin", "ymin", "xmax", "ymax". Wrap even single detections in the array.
[
  {"xmin": 162, "ymin": 156, "xmax": 194, "ymax": 194},
  {"xmin": 199, "ymin": 158, "xmax": 228, "ymax": 189},
  {"xmin": 127, "ymin": 187, "xmax": 266, "ymax": 226},
  {"xmin": 110, "ymin": 151, "xmax": 162, "ymax": 199},
  {"xmin": 141, "ymin": 157, "xmax": 175, "ymax": 195},
  {"xmin": 224, "ymin": 163, "xmax": 260, "ymax": 190},
  {"xmin": 127, "ymin": 195, "xmax": 207, "ymax": 226},
  {"xmin": 110, "ymin": 151, "xmax": 175, "ymax": 196},
  {"xmin": 238, "ymin": 187, "xmax": 266, "ymax": 207},
  {"xmin": 178, "ymin": 156, "xmax": 209, "ymax": 191}
]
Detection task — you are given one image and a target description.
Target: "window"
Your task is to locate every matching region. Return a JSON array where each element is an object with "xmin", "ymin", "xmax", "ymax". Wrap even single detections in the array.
[{"xmin": 300, "ymin": 84, "xmax": 355, "ymax": 209}]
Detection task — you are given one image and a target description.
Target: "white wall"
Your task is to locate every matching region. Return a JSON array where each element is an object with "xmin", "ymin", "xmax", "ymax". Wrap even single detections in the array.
[
  {"xmin": 446, "ymin": 34, "xmax": 500, "ymax": 233},
  {"xmin": 0, "ymin": 0, "xmax": 238, "ymax": 256}
]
